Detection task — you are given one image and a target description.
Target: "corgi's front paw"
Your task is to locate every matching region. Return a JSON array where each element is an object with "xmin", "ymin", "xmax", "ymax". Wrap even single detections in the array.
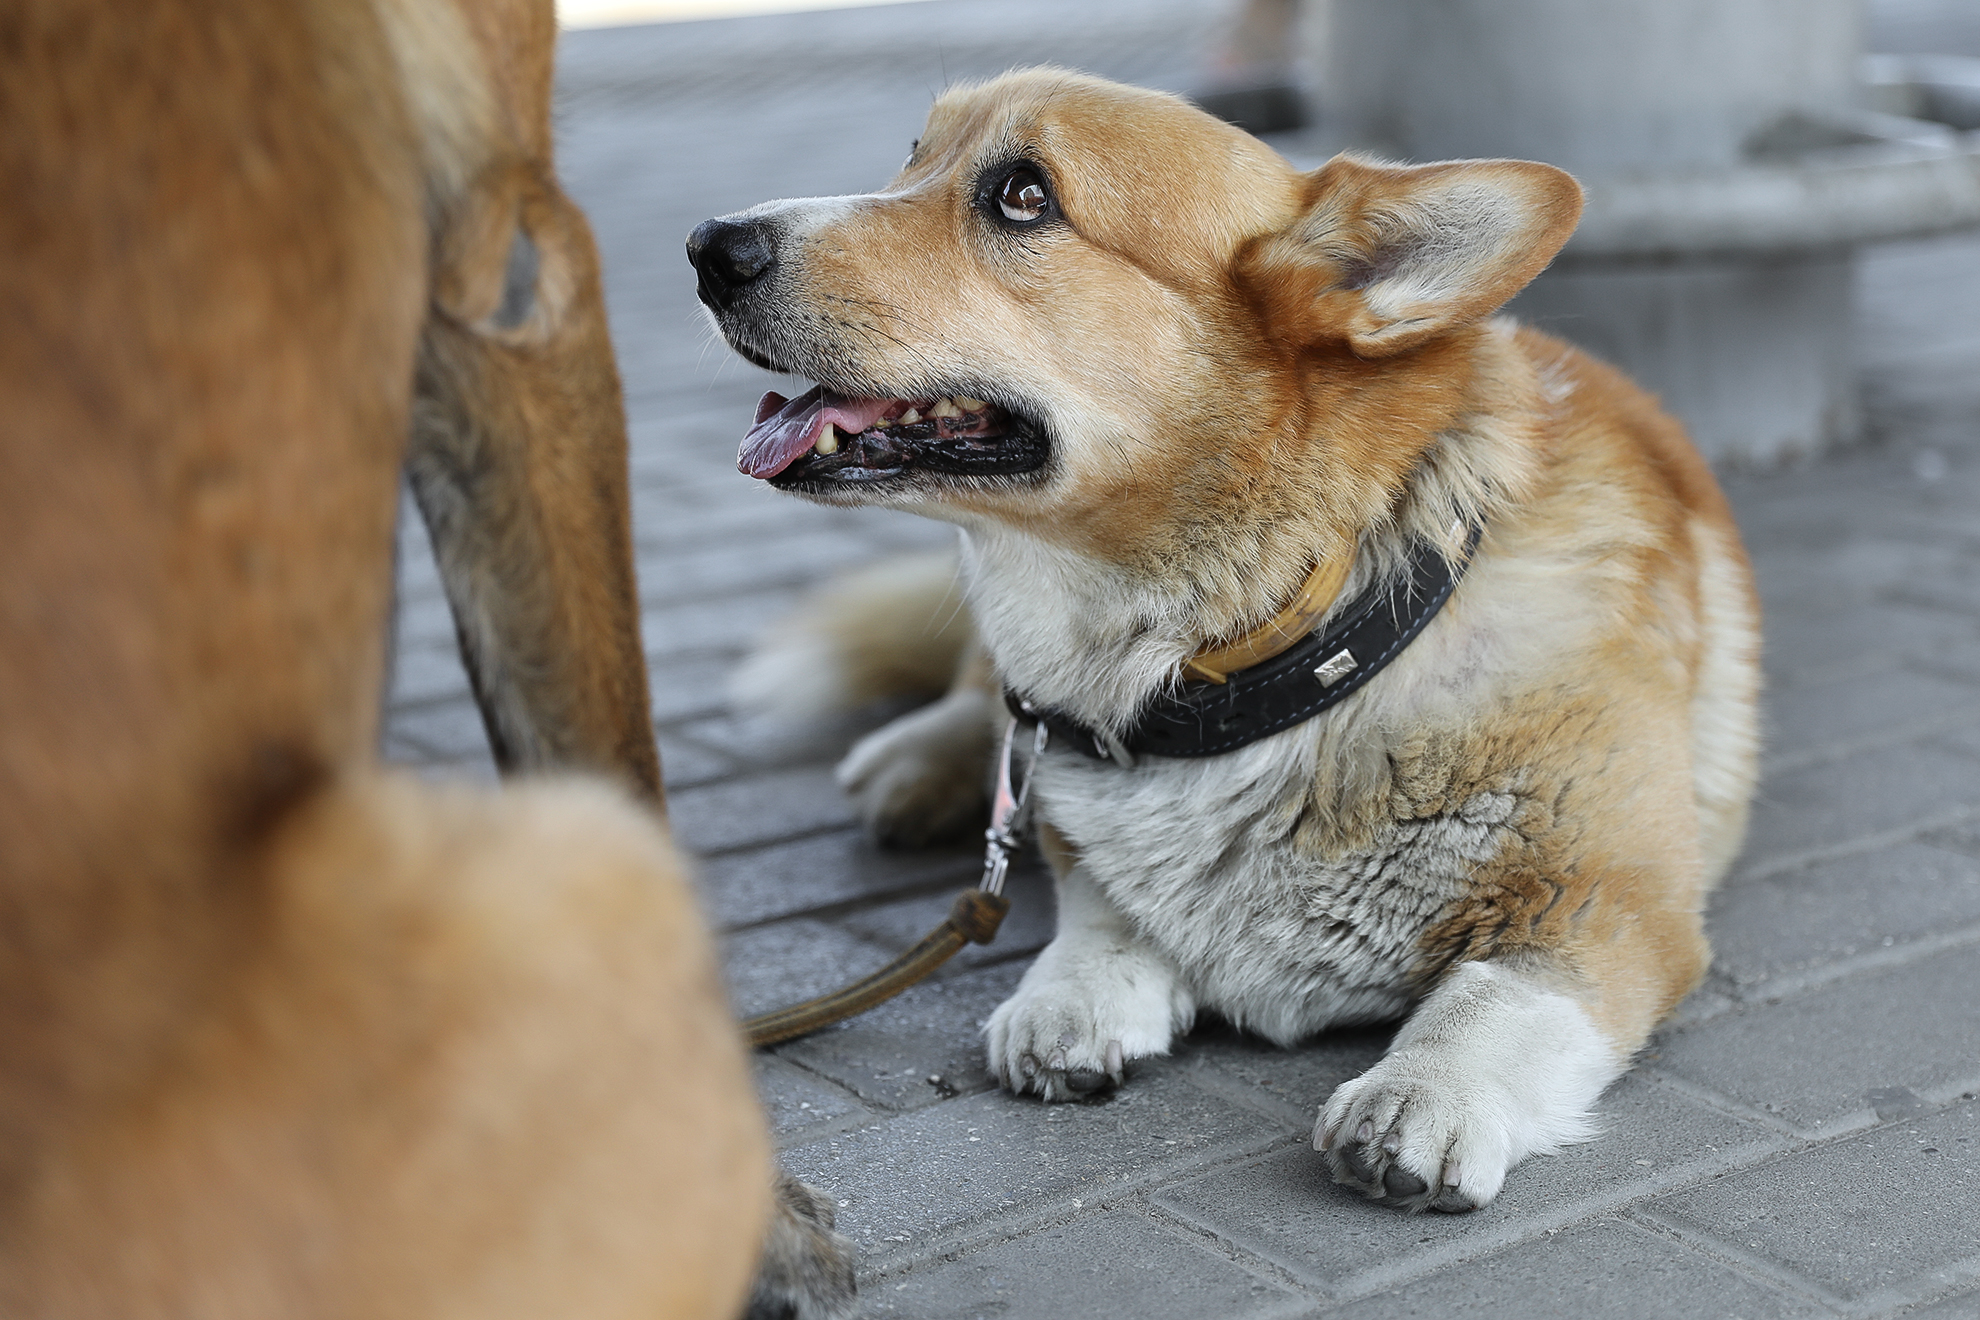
[
  {"xmin": 1313, "ymin": 962, "xmax": 1615, "ymax": 1212},
  {"xmin": 985, "ymin": 941, "xmax": 1190, "ymax": 1103},
  {"xmin": 1315, "ymin": 1057, "xmax": 1510, "ymax": 1212}
]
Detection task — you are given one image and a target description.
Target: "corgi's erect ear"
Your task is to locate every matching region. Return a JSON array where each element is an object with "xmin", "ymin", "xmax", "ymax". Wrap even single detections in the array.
[{"xmin": 1241, "ymin": 155, "xmax": 1583, "ymax": 358}]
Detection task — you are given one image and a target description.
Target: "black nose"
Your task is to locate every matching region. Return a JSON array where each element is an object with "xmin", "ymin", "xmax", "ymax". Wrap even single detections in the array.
[{"xmin": 687, "ymin": 218, "xmax": 777, "ymax": 310}]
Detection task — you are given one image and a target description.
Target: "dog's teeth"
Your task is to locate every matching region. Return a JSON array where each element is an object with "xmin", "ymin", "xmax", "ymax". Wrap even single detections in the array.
[
  {"xmin": 930, "ymin": 397, "xmax": 961, "ymax": 419},
  {"xmin": 814, "ymin": 423, "xmax": 839, "ymax": 455},
  {"xmin": 955, "ymin": 395, "xmax": 987, "ymax": 413},
  {"xmin": 897, "ymin": 408, "xmax": 920, "ymax": 425}
]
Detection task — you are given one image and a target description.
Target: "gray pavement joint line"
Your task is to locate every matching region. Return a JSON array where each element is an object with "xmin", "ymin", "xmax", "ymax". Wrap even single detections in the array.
[
  {"xmin": 1735, "ymin": 802, "xmax": 1980, "ymax": 883},
  {"xmin": 716, "ymin": 866, "xmax": 985, "ymax": 937},
  {"xmin": 1309, "ymin": 1132, "xmax": 1798, "ymax": 1303},
  {"xmin": 1762, "ymin": 700, "xmax": 1980, "ymax": 775},
  {"xmin": 1647, "ymin": 1066, "xmax": 1980, "ymax": 1158},
  {"xmin": 864, "ymin": 1198, "xmax": 1330, "ymax": 1317},
  {"xmin": 1911, "ymin": 656, "xmax": 1980, "ymax": 690},
  {"xmin": 771, "ymin": 1106, "xmax": 887, "ymax": 1155},
  {"xmin": 1888, "ymin": 585, "xmax": 1980, "ymax": 620},
  {"xmin": 1712, "ymin": 920, "xmax": 1980, "ymax": 1016},
  {"xmin": 1132, "ymin": 1199, "xmax": 1333, "ymax": 1308},
  {"xmin": 1637, "ymin": 1067, "xmax": 1816, "ymax": 1140},
  {"xmin": 689, "ymin": 819, "xmax": 860, "ymax": 861},
  {"xmin": 1646, "ymin": 1062, "xmax": 1980, "ymax": 1143},
  {"xmin": 1846, "ymin": 1263, "xmax": 1980, "ymax": 1320},
  {"xmin": 1635, "ymin": 1067, "xmax": 1816, "ymax": 1142},
  {"xmin": 1620, "ymin": 1207, "xmax": 1852, "ymax": 1317},
  {"xmin": 1174, "ymin": 1055, "xmax": 1328, "ymax": 1133},
  {"xmin": 854, "ymin": 1131, "xmax": 1306, "ymax": 1282},
  {"xmin": 639, "ymin": 644, "xmax": 750, "ymax": 670}
]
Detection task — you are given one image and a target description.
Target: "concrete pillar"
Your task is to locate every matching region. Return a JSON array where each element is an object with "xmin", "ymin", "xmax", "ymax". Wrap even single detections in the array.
[{"xmin": 1313, "ymin": 0, "xmax": 1868, "ymax": 464}]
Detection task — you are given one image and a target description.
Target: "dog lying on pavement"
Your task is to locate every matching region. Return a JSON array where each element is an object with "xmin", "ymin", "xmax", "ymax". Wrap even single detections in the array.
[
  {"xmin": 0, "ymin": 0, "xmax": 851, "ymax": 1313},
  {"xmin": 694, "ymin": 69, "xmax": 1760, "ymax": 1212}
]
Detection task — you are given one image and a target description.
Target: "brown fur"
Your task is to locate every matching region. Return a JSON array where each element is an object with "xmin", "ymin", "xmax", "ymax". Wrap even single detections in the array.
[{"xmin": 0, "ymin": 0, "xmax": 851, "ymax": 1312}]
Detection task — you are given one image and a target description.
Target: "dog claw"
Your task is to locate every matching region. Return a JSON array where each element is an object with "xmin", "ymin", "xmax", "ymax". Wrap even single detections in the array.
[
  {"xmin": 1104, "ymin": 1039, "xmax": 1124, "ymax": 1079},
  {"xmin": 1061, "ymin": 1068, "xmax": 1110, "ymax": 1095},
  {"xmin": 1046, "ymin": 1048, "xmax": 1068, "ymax": 1072}
]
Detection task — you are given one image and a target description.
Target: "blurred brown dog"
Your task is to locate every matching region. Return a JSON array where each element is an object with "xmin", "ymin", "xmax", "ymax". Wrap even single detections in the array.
[{"xmin": 0, "ymin": 0, "xmax": 849, "ymax": 1315}]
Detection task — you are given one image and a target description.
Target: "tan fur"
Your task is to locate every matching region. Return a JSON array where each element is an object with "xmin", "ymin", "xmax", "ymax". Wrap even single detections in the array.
[
  {"xmin": 713, "ymin": 69, "xmax": 1760, "ymax": 1207},
  {"xmin": 0, "ymin": 0, "xmax": 819, "ymax": 1312}
]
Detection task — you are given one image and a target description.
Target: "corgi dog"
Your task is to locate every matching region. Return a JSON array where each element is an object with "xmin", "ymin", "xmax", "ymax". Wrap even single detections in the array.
[{"xmin": 690, "ymin": 69, "xmax": 1759, "ymax": 1212}]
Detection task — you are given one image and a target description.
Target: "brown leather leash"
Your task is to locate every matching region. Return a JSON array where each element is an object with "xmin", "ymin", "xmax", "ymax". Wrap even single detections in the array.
[{"xmin": 743, "ymin": 717, "xmax": 1047, "ymax": 1048}]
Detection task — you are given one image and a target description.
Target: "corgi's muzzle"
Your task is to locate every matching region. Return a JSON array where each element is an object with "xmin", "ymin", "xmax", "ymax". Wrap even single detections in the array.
[{"xmin": 688, "ymin": 213, "xmax": 1051, "ymax": 494}]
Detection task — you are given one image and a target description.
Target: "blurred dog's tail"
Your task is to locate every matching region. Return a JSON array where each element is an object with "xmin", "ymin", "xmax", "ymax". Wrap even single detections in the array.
[{"xmin": 732, "ymin": 548, "xmax": 972, "ymax": 723}]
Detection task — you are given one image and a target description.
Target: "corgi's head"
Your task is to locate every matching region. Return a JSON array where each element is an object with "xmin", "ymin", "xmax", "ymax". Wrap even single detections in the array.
[{"xmin": 690, "ymin": 68, "xmax": 1580, "ymax": 571}]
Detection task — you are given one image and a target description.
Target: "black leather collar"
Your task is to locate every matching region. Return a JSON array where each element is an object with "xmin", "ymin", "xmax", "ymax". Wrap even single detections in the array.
[{"xmin": 1006, "ymin": 524, "xmax": 1482, "ymax": 763}]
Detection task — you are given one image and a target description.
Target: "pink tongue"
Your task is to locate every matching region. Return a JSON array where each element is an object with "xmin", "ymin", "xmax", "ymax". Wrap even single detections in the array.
[{"xmin": 738, "ymin": 387, "xmax": 900, "ymax": 479}]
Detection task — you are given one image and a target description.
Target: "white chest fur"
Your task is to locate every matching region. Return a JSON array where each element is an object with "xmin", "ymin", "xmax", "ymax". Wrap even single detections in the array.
[{"xmin": 1033, "ymin": 726, "xmax": 1527, "ymax": 1046}]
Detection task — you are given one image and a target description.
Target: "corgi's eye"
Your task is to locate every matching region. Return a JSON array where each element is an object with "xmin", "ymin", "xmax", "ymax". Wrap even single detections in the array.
[{"xmin": 996, "ymin": 167, "xmax": 1049, "ymax": 223}]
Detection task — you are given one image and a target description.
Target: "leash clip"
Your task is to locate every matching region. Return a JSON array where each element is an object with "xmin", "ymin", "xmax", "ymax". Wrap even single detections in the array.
[{"xmin": 981, "ymin": 714, "xmax": 1047, "ymax": 896}]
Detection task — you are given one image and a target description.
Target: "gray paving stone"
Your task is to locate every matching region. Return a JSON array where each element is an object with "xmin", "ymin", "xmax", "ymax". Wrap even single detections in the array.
[
  {"xmin": 1891, "ymin": 1285, "xmax": 1980, "ymax": 1320},
  {"xmin": 774, "ymin": 960, "xmax": 1028, "ymax": 1114},
  {"xmin": 1761, "ymin": 668, "xmax": 1980, "ymax": 771},
  {"xmin": 1758, "ymin": 601, "xmax": 1980, "ymax": 690},
  {"xmin": 1705, "ymin": 841, "xmax": 1980, "ymax": 992},
  {"xmin": 779, "ymin": 1075, "xmax": 1285, "ymax": 1267},
  {"xmin": 382, "ymin": 697, "xmax": 492, "ymax": 764},
  {"xmin": 865, "ymin": 1206, "xmax": 1304, "ymax": 1320},
  {"xmin": 645, "ymin": 652, "xmax": 744, "ymax": 725},
  {"xmin": 694, "ymin": 826, "xmax": 980, "ymax": 930},
  {"xmin": 1744, "ymin": 534, "xmax": 1978, "ymax": 622},
  {"xmin": 654, "ymin": 727, "xmax": 740, "ymax": 791},
  {"xmin": 1176, "ymin": 1021, "xmax": 1392, "ymax": 1127},
  {"xmin": 635, "ymin": 527, "xmax": 912, "ymax": 608},
  {"xmin": 752, "ymin": 1053, "xmax": 870, "ymax": 1145},
  {"xmin": 1929, "ymin": 721, "xmax": 1980, "ymax": 764},
  {"xmin": 638, "ymin": 586, "xmax": 806, "ymax": 661},
  {"xmin": 720, "ymin": 917, "xmax": 892, "ymax": 1020},
  {"xmin": 1642, "ymin": 1100, "xmax": 1980, "ymax": 1310},
  {"xmin": 386, "ymin": 638, "xmax": 472, "ymax": 708},
  {"xmin": 1152, "ymin": 1072, "xmax": 1780, "ymax": 1297},
  {"xmin": 835, "ymin": 862, "xmax": 1058, "ymax": 975},
  {"xmin": 1321, "ymin": 1215, "xmax": 1823, "ymax": 1320},
  {"xmin": 1739, "ymin": 741, "xmax": 1980, "ymax": 873},
  {"xmin": 1648, "ymin": 942, "xmax": 1980, "ymax": 1136},
  {"xmin": 1923, "ymin": 819, "xmax": 1980, "ymax": 861},
  {"xmin": 667, "ymin": 764, "xmax": 859, "ymax": 855},
  {"xmin": 631, "ymin": 491, "xmax": 858, "ymax": 555},
  {"xmin": 674, "ymin": 708, "xmax": 916, "ymax": 772}
]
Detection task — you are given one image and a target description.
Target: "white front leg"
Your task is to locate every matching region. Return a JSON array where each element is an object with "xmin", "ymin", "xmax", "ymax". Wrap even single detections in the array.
[
  {"xmin": 1316, "ymin": 960, "xmax": 1624, "ymax": 1211},
  {"xmin": 986, "ymin": 864, "xmax": 1195, "ymax": 1102}
]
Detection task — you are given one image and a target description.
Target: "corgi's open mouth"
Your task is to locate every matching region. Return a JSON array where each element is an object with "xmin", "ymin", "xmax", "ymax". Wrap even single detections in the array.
[{"xmin": 738, "ymin": 385, "xmax": 1049, "ymax": 488}]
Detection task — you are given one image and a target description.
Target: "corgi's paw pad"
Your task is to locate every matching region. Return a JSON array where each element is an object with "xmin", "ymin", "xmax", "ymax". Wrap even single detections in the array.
[
  {"xmin": 1314, "ymin": 1062, "xmax": 1509, "ymax": 1213},
  {"xmin": 835, "ymin": 691, "xmax": 993, "ymax": 849}
]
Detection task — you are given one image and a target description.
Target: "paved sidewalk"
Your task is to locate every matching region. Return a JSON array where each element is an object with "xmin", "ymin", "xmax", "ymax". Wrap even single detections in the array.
[{"xmin": 386, "ymin": 3, "xmax": 1980, "ymax": 1315}]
